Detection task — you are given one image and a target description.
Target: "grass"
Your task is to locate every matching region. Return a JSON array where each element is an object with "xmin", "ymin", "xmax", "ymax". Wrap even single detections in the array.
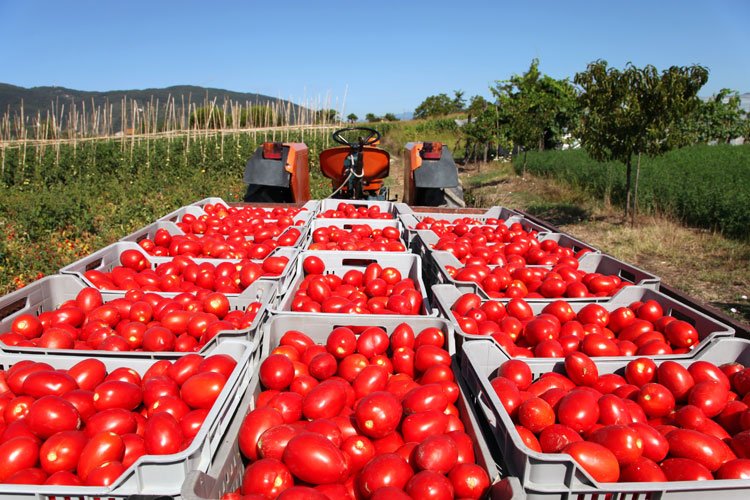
[{"xmin": 461, "ymin": 161, "xmax": 750, "ymax": 324}]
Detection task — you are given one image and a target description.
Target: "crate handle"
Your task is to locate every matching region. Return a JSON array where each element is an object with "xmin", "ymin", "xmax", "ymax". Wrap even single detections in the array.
[
  {"xmin": 0, "ymin": 297, "xmax": 27, "ymax": 322},
  {"xmin": 341, "ymin": 258, "xmax": 377, "ymax": 268},
  {"xmin": 618, "ymin": 269, "xmax": 636, "ymax": 283},
  {"xmin": 85, "ymin": 258, "xmax": 104, "ymax": 271},
  {"xmin": 477, "ymin": 391, "xmax": 498, "ymax": 428},
  {"xmin": 136, "ymin": 234, "xmax": 148, "ymax": 243},
  {"xmin": 670, "ymin": 308, "xmax": 697, "ymax": 327},
  {"xmin": 167, "ymin": 216, "xmax": 178, "ymax": 223}
]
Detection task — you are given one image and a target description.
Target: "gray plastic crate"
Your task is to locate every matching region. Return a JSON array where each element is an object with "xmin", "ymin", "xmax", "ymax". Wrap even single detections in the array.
[
  {"xmin": 461, "ymin": 337, "xmax": 750, "ymax": 498},
  {"xmin": 315, "ymin": 198, "xmax": 400, "ymax": 218},
  {"xmin": 0, "ymin": 339, "xmax": 254, "ymax": 500},
  {"xmin": 119, "ymin": 220, "xmax": 186, "ymax": 244},
  {"xmin": 182, "ymin": 361, "xmax": 511, "ymax": 499},
  {"xmin": 305, "ymin": 218, "xmax": 409, "ymax": 252},
  {"xmin": 60, "ymin": 241, "xmax": 299, "ymax": 302},
  {"xmin": 429, "ymin": 251, "xmax": 661, "ymax": 301},
  {"xmin": 272, "ymin": 250, "xmax": 434, "ymax": 317},
  {"xmin": 432, "ymin": 283, "xmax": 735, "ymax": 359},
  {"xmin": 159, "ymin": 202, "xmax": 314, "ymax": 226},
  {"xmin": 0, "ymin": 274, "xmax": 275, "ymax": 358}
]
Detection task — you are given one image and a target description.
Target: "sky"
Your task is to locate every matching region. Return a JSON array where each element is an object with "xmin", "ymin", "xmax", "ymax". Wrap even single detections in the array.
[{"xmin": 1, "ymin": 0, "xmax": 749, "ymax": 117}]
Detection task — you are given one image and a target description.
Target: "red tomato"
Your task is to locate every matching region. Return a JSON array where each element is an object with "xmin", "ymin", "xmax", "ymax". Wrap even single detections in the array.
[
  {"xmin": 355, "ymin": 391, "xmax": 402, "ymax": 439},
  {"xmin": 716, "ymin": 458, "xmax": 750, "ymax": 479},
  {"xmin": 557, "ymin": 390, "xmax": 599, "ymax": 433},
  {"xmin": 589, "ymin": 425, "xmax": 644, "ymax": 466},
  {"xmin": 27, "ymin": 396, "xmax": 81, "ymax": 439},
  {"xmin": 181, "ymin": 371, "xmax": 227, "ymax": 409},
  {"xmin": 241, "ymin": 457, "xmax": 293, "ymax": 496},
  {"xmin": 656, "ymin": 361, "xmax": 695, "ymax": 401},
  {"xmin": 620, "ymin": 456, "xmax": 668, "ymax": 482},
  {"xmin": 624, "ymin": 358, "xmax": 657, "ymax": 387},
  {"xmin": 660, "ymin": 457, "xmax": 713, "ymax": 480},
  {"xmin": 303, "ymin": 380, "xmax": 347, "ymax": 420},
  {"xmin": 517, "ymin": 397, "xmax": 556, "ymax": 434},
  {"xmin": 302, "ymin": 256, "xmax": 325, "ymax": 275},
  {"xmin": 404, "ymin": 470, "xmax": 454, "ymax": 500},
  {"xmin": 77, "ymin": 432, "xmax": 125, "ymax": 481},
  {"xmin": 93, "ymin": 380, "xmax": 142, "ymax": 411},
  {"xmin": 413, "ymin": 434, "xmax": 458, "ymax": 474},
  {"xmin": 0, "ymin": 437, "xmax": 40, "ymax": 481},
  {"xmin": 238, "ymin": 407, "xmax": 284, "ymax": 461},
  {"xmin": 40, "ymin": 430, "xmax": 88, "ymax": 474},
  {"xmin": 356, "ymin": 453, "xmax": 413, "ymax": 498},
  {"xmin": 448, "ymin": 463, "xmax": 490, "ymax": 499},
  {"xmin": 564, "ymin": 352, "xmax": 598, "ymax": 387},
  {"xmin": 539, "ymin": 424, "xmax": 583, "ymax": 453},
  {"xmin": 563, "ymin": 441, "xmax": 620, "ymax": 482},
  {"xmin": 637, "ymin": 383, "xmax": 675, "ymax": 418},
  {"xmin": 688, "ymin": 380, "xmax": 729, "ymax": 418},
  {"xmin": 666, "ymin": 428, "xmax": 735, "ymax": 471},
  {"xmin": 282, "ymin": 432, "xmax": 348, "ymax": 485}
]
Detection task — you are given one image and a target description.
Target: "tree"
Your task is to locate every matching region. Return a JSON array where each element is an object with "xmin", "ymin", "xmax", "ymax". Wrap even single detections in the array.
[
  {"xmin": 189, "ymin": 106, "xmax": 225, "ymax": 129},
  {"xmin": 346, "ymin": 113, "xmax": 358, "ymax": 123},
  {"xmin": 316, "ymin": 109, "xmax": 338, "ymax": 124},
  {"xmin": 414, "ymin": 93, "xmax": 454, "ymax": 119},
  {"xmin": 365, "ymin": 113, "xmax": 381, "ymax": 123},
  {"xmin": 680, "ymin": 89, "xmax": 747, "ymax": 144},
  {"xmin": 492, "ymin": 59, "xmax": 578, "ymax": 172},
  {"xmin": 466, "ymin": 95, "xmax": 489, "ymax": 120},
  {"xmin": 383, "ymin": 113, "xmax": 399, "ymax": 122},
  {"xmin": 575, "ymin": 60, "xmax": 708, "ymax": 225},
  {"xmin": 452, "ymin": 90, "xmax": 466, "ymax": 112}
]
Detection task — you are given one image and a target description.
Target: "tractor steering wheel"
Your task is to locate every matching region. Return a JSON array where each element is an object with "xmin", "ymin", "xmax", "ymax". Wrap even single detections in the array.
[{"xmin": 332, "ymin": 127, "xmax": 381, "ymax": 148}]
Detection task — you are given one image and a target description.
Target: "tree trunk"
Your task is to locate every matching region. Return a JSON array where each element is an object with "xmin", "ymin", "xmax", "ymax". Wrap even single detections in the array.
[
  {"xmin": 483, "ymin": 143, "xmax": 488, "ymax": 163},
  {"xmin": 632, "ymin": 152, "xmax": 641, "ymax": 227},
  {"xmin": 624, "ymin": 157, "xmax": 632, "ymax": 222},
  {"xmin": 522, "ymin": 150, "xmax": 528, "ymax": 177}
]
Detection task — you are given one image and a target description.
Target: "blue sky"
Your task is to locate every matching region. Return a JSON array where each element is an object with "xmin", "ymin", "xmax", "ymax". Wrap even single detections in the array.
[{"xmin": 1, "ymin": 0, "xmax": 748, "ymax": 116}]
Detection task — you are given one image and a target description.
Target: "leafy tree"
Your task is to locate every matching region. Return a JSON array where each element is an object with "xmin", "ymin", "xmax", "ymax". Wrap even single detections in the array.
[
  {"xmin": 383, "ymin": 113, "xmax": 399, "ymax": 122},
  {"xmin": 316, "ymin": 109, "xmax": 338, "ymax": 124},
  {"xmin": 452, "ymin": 90, "xmax": 466, "ymax": 112},
  {"xmin": 466, "ymin": 95, "xmax": 489, "ymax": 120},
  {"xmin": 189, "ymin": 106, "xmax": 225, "ymax": 129},
  {"xmin": 575, "ymin": 60, "xmax": 708, "ymax": 224},
  {"xmin": 492, "ymin": 59, "xmax": 578, "ymax": 171},
  {"xmin": 680, "ymin": 89, "xmax": 747, "ymax": 143},
  {"xmin": 414, "ymin": 93, "xmax": 454, "ymax": 119},
  {"xmin": 365, "ymin": 113, "xmax": 381, "ymax": 123},
  {"xmin": 346, "ymin": 113, "xmax": 358, "ymax": 123}
]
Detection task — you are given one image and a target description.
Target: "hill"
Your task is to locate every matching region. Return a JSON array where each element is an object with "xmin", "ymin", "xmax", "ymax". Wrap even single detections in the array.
[{"xmin": 0, "ymin": 83, "xmax": 308, "ymax": 129}]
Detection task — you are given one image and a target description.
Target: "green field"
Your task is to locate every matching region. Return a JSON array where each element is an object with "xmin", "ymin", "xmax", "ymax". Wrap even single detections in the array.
[{"xmin": 516, "ymin": 145, "xmax": 750, "ymax": 240}]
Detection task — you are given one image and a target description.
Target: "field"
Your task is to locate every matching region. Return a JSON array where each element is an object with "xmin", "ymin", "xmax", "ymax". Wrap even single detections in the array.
[{"xmin": 518, "ymin": 146, "xmax": 750, "ymax": 240}]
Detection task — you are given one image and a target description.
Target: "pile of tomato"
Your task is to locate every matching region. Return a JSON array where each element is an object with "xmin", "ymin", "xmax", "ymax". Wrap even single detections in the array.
[
  {"xmin": 443, "ymin": 260, "xmax": 632, "ymax": 299},
  {"xmin": 308, "ymin": 224, "xmax": 406, "ymax": 252},
  {"xmin": 317, "ymin": 203, "xmax": 395, "ymax": 220},
  {"xmin": 490, "ymin": 351, "xmax": 750, "ymax": 482},
  {"xmin": 289, "ymin": 256, "xmax": 424, "ymax": 315},
  {"xmin": 0, "ymin": 352, "xmax": 235, "ymax": 486},
  {"xmin": 450, "ymin": 293, "xmax": 701, "ymax": 358},
  {"xmin": 1, "ymin": 286, "xmax": 261, "ymax": 352},
  {"xmin": 137, "ymin": 225, "xmax": 304, "ymax": 259},
  {"xmin": 230, "ymin": 324, "xmax": 490, "ymax": 499},
  {"xmin": 83, "ymin": 249, "xmax": 288, "ymax": 294}
]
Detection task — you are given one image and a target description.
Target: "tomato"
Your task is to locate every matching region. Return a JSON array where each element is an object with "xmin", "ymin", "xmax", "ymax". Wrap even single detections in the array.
[
  {"xmin": 282, "ymin": 432, "xmax": 347, "ymax": 485},
  {"xmin": 22, "ymin": 370, "xmax": 78, "ymax": 398},
  {"xmin": 517, "ymin": 397, "xmax": 555, "ymax": 433},
  {"xmin": 0, "ymin": 437, "xmax": 40, "ymax": 481},
  {"xmin": 577, "ymin": 304, "xmax": 610, "ymax": 327},
  {"xmin": 689, "ymin": 361, "xmax": 730, "ymax": 389},
  {"xmin": 404, "ymin": 470, "xmax": 454, "ymax": 500},
  {"xmin": 637, "ymin": 383, "xmax": 675, "ymax": 418},
  {"xmin": 656, "ymin": 361, "xmax": 694, "ymax": 401},
  {"xmin": 27, "ymin": 396, "xmax": 81, "ymax": 439},
  {"xmin": 620, "ymin": 456, "xmax": 668, "ymax": 482},
  {"xmin": 44, "ymin": 470, "xmax": 83, "ymax": 485},
  {"xmin": 452, "ymin": 293, "xmax": 482, "ymax": 316},
  {"xmin": 413, "ymin": 434, "xmax": 458, "ymax": 474},
  {"xmin": 92, "ymin": 380, "xmax": 142, "ymax": 412},
  {"xmin": 198, "ymin": 354, "xmax": 237, "ymax": 380},
  {"xmin": 181, "ymin": 371, "xmax": 227, "ymax": 409},
  {"xmin": 563, "ymin": 441, "xmax": 620, "ymax": 482},
  {"xmin": 660, "ymin": 457, "xmax": 713, "ymax": 480},
  {"xmin": 40, "ymin": 430, "xmax": 88, "ymax": 474},
  {"xmin": 402, "ymin": 410, "xmax": 448, "ymax": 443},
  {"xmin": 689, "ymin": 380, "xmax": 729, "ymax": 418},
  {"xmin": 598, "ymin": 394, "xmax": 631, "ymax": 426},
  {"xmin": 589, "ymin": 425, "xmax": 643, "ymax": 466},
  {"xmin": 447, "ymin": 463, "xmax": 490, "ymax": 499},
  {"xmin": 356, "ymin": 327, "xmax": 389, "ymax": 357},
  {"xmin": 241, "ymin": 457, "xmax": 293, "ymax": 497},
  {"xmin": 238, "ymin": 407, "xmax": 284, "ymax": 461},
  {"xmin": 624, "ymin": 358, "xmax": 657, "ymax": 387},
  {"xmin": 557, "ymin": 390, "xmax": 599, "ymax": 432},
  {"xmin": 716, "ymin": 458, "xmax": 750, "ymax": 479},
  {"xmin": 85, "ymin": 460, "xmax": 125, "ymax": 486},
  {"xmin": 303, "ymin": 256, "xmax": 325, "ymax": 275},
  {"xmin": 77, "ymin": 432, "xmax": 125, "ymax": 481},
  {"xmin": 355, "ymin": 391, "xmax": 402, "ymax": 438},
  {"xmin": 539, "ymin": 424, "xmax": 582, "ymax": 453},
  {"xmin": 495, "ymin": 360, "xmax": 532, "ymax": 391},
  {"xmin": 666, "ymin": 428, "xmax": 735, "ymax": 471},
  {"xmin": 325, "ymin": 327, "xmax": 356, "ymax": 359},
  {"xmin": 564, "ymin": 352, "xmax": 598, "ymax": 387},
  {"xmin": 303, "ymin": 380, "xmax": 347, "ymax": 420},
  {"xmin": 414, "ymin": 345, "xmax": 450, "ymax": 373},
  {"xmin": 402, "ymin": 383, "xmax": 448, "ymax": 415},
  {"xmin": 180, "ymin": 409, "xmax": 209, "ymax": 441},
  {"xmin": 121, "ymin": 433, "xmax": 146, "ymax": 468},
  {"xmin": 11, "ymin": 314, "xmax": 43, "ymax": 339},
  {"xmin": 357, "ymin": 453, "xmax": 413, "ymax": 498}
]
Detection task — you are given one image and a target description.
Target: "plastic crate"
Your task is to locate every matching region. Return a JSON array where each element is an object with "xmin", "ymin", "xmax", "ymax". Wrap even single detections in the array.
[
  {"xmin": 398, "ymin": 205, "xmax": 521, "ymax": 220},
  {"xmin": 461, "ymin": 337, "xmax": 750, "ymax": 498},
  {"xmin": 272, "ymin": 250, "xmax": 434, "ymax": 317},
  {"xmin": 60, "ymin": 241, "xmax": 300, "ymax": 302},
  {"xmin": 432, "ymin": 283, "xmax": 735, "ymax": 359},
  {"xmin": 0, "ymin": 274, "xmax": 275, "ymax": 358},
  {"xmin": 429, "ymin": 251, "xmax": 661, "ymax": 300},
  {"xmin": 158, "ymin": 202, "xmax": 314, "ymax": 226},
  {"xmin": 182, "ymin": 360, "xmax": 509, "ymax": 499},
  {"xmin": 0, "ymin": 339, "xmax": 254, "ymax": 500},
  {"xmin": 304, "ymin": 218, "xmax": 409, "ymax": 252},
  {"xmin": 315, "ymin": 198, "xmax": 401, "ymax": 218}
]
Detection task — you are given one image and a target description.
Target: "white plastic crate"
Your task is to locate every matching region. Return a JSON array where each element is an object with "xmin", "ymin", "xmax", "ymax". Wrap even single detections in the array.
[
  {"xmin": 461, "ymin": 337, "xmax": 750, "ymax": 498},
  {"xmin": 432, "ymin": 283, "xmax": 735, "ymax": 359},
  {"xmin": 0, "ymin": 274, "xmax": 275, "ymax": 358},
  {"xmin": 429, "ymin": 251, "xmax": 660, "ymax": 300},
  {"xmin": 60, "ymin": 241, "xmax": 299, "ymax": 302},
  {"xmin": 272, "ymin": 250, "xmax": 434, "ymax": 317},
  {"xmin": 158, "ymin": 201, "xmax": 314, "ymax": 226},
  {"xmin": 0, "ymin": 339, "xmax": 254, "ymax": 500},
  {"xmin": 304, "ymin": 218, "xmax": 409, "ymax": 252},
  {"xmin": 315, "ymin": 198, "xmax": 400, "ymax": 217}
]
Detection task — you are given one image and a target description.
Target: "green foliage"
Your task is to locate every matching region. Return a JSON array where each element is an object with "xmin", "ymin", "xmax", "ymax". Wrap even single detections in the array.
[
  {"xmin": 383, "ymin": 113, "xmax": 399, "ymax": 122},
  {"xmin": 493, "ymin": 59, "xmax": 578, "ymax": 153},
  {"xmin": 574, "ymin": 60, "xmax": 709, "ymax": 221},
  {"xmin": 680, "ymin": 89, "xmax": 748, "ymax": 144},
  {"xmin": 516, "ymin": 145, "xmax": 750, "ymax": 239},
  {"xmin": 365, "ymin": 113, "xmax": 381, "ymax": 123},
  {"xmin": 414, "ymin": 93, "xmax": 462, "ymax": 119},
  {"xmin": 346, "ymin": 113, "xmax": 358, "ymax": 123},
  {"xmin": 189, "ymin": 106, "xmax": 226, "ymax": 128}
]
